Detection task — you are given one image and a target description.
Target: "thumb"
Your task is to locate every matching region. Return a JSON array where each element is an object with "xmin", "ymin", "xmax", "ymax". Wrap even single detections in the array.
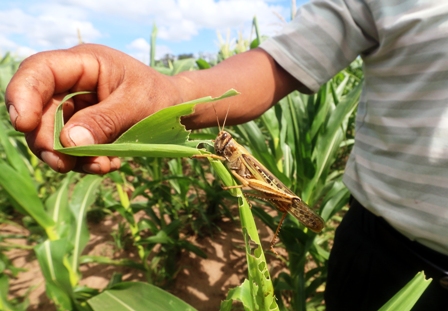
[
  {"xmin": 60, "ymin": 96, "xmax": 129, "ymax": 147},
  {"xmin": 59, "ymin": 65, "xmax": 181, "ymax": 147}
]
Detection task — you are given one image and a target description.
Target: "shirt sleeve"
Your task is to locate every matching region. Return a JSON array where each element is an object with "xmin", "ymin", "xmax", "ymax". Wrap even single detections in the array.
[{"xmin": 260, "ymin": 0, "xmax": 378, "ymax": 93}]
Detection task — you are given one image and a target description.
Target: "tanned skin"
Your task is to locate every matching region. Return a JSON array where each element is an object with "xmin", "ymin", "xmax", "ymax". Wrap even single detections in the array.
[{"xmin": 5, "ymin": 44, "xmax": 307, "ymax": 174}]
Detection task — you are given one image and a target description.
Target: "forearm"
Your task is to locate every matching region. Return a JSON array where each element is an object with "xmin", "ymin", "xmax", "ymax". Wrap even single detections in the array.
[
  {"xmin": 172, "ymin": 48, "xmax": 308, "ymax": 129},
  {"xmin": 4, "ymin": 44, "xmax": 306, "ymax": 174}
]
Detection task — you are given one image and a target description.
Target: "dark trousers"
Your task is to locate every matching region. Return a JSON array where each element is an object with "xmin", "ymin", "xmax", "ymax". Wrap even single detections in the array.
[{"xmin": 325, "ymin": 198, "xmax": 448, "ymax": 311}]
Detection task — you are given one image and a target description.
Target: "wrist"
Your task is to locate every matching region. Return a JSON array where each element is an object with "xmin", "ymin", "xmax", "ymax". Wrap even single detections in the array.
[{"xmin": 168, "ymin": 71, "xmax": 202, "ymax": 104}]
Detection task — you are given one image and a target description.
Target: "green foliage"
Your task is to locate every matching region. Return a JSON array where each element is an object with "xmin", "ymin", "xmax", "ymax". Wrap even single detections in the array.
[
  {"xmin": 53, "ymin": 90, "xmax": 239, "ymax": 157},
  {"xmin": 379, "ymin": 272, "xmax": 431, "ymax": 311},
  {"xmin": 0, "ymin": 53, "xmax": 20, "ymax": 102},
  {"xmin": 0, "ymin": 273, "xmax": 29, "ymax": 311},
  {"xmin": 87, "ymin": 282, "xmax": 197, "ymax": 311},
  {"xmin": 0, "ymin": 24, "xmax": 431, "ymax": 311},
  {"xmin": 54, "ymin": 91, "xmax": 279, "ymax": 305},
  {"xmin": 209, "ymin": 159, "xmax": 278, "ymax": 311},
  {"xmin": 229, "ymin": 74, "xmax": 361, "ymax": 310}
]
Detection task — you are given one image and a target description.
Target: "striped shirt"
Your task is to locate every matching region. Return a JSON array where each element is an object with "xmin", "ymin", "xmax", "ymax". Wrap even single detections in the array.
[{"xmin": 260, "ymin": 0, "xmax": 448, "ymax": 255}]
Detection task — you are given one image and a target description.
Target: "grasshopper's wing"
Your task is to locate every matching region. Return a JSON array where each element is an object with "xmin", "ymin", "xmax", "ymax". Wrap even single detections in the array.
[
  {"xmin": 241, "ymin": 154, "xmax": 296, "ymax": 196},
  {"xmin": 241, "ymin": 154, "xmax": 325, "ymax": 233},
  {"xmin": 256, "ymin": 194, "xmax": 324, "ymax": 233},
  {"xmin": 287, "ymin": 198, "xmax": 325, "ymax": 233}
]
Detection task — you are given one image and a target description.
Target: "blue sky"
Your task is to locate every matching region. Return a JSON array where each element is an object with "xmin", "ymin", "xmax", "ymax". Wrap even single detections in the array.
[{"xmin": 1, "ymin": 0, "xmax": 307, "ymax": 63}]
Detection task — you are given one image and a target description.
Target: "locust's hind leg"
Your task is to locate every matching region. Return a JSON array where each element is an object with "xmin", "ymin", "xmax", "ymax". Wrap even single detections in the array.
[{"xmin": 270, "ymin": 212, "xmax": 288, "ymax": 255}]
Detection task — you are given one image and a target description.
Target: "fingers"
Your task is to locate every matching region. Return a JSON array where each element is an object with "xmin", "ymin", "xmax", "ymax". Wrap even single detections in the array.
[
  {"xmin": 5, "ymin": 43, "xmax": 181, "ymax": 174},
  {"xmin": 5, "ymin": 46, "xmax": 100, "ymax": 133},
  {"xmin": 23, "ymin": 94, "xmax": 122, "ymax": 174},
  {"xmin": 59, "ymin": 59, "xmax": 181, "ymax": 148},
  {"xmin": 73, "ymin": 156, "xmax": 121, "ymax": 175},
  {"xmin": 59, "ymin": 93, "xmax": 128, "ymax": 148},
  {"xmin": 24, "ymin": 95, "xmax": 77, "ymax": 172}
]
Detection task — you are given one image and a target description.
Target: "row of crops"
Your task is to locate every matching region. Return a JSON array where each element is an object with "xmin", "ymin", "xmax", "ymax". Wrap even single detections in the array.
[{"xmin": 0, "ymin": 26, "xmax": 429, "ymax": 311}]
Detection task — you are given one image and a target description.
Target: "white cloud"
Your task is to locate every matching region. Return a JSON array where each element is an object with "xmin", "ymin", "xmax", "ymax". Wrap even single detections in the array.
[
  {"xmin": 0, "ymin": 35, "xmax": 19, "ymax": 50},
  {"xmin": 0, "ymin": 9, "xmax": 32, "ymax": 34},
  {"xmin": 58, "ymin": 0, "xmax": 177, "ymax": 20},
  {"xmin": 0, "ymin": 6, "xmax": 101, "ymax": 53},
  {"xmin": 54, "ymin": 0, "xmax": 289, "ymax": 41},
  {"xmin": 14, "ymin": 46, "xmax": 38, "ymax": 58},
  {"xmin": 0, "ymin": 34, "xmax": 37, "ymax": 59},
  {"xmin": 33, "ymin": 16, "xmax": 101, "ymax": 47},
  {"xmin": 0, "ymin": 0, "xmax": 291, "ymax": 57},
  {"xmin": 157, "ymin": 19, "xmax": 199, "ymax": 41}
]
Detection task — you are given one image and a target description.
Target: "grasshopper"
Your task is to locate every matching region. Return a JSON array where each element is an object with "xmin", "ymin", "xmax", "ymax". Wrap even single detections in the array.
[{"xmin": 194, "ymin": 109, "xmax": 325, "ymax": 253}]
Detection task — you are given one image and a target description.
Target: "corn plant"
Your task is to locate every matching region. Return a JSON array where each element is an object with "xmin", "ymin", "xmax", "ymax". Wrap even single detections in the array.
[
  {"xmin": 0, "ymin": 23, "xmax": 432, "ymax": 309},
  {"xmin": 228, "ymin": 70, "xmax": 360, "ymax": 311},
  {"xmin": 198, "ymin": 17, "xmax": 360, "ymax": 310},
  {"xmin": 0, "ymin": 106, "xmax": 199, "ymax": 310},
  {"xmin": 0, "ymin": 235, "xmax": 29, "ymax": 311},
  {"xmin": 0, "ymin": 117, "xmax": 106, "ymax": 310},
  {"xmin": 53, "ymin": 90, "xmax": 280, "ymax": 310},
  {"xmin": 53, "ymin": 86, "xmax": 434, "ymax": 311}
]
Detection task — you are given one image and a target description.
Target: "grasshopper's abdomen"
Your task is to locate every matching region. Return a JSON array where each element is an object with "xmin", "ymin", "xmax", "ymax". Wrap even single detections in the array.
[{"xmin": 290, "ymin": 198, "xmax": 325, "ymax": 233}]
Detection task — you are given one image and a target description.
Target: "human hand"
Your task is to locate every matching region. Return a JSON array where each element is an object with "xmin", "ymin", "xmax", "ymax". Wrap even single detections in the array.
[{"xmin": 5, "ymin": 44, "xmax": 181, "ymax": 174}]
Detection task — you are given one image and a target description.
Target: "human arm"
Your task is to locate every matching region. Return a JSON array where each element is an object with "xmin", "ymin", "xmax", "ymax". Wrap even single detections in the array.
[{"xmin": 5, "ymin": 44, "xmax": 305, "ymax": 174}]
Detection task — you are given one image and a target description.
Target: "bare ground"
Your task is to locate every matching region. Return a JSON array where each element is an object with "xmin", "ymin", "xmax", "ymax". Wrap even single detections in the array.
[{"xmin": 3, "ymin": 207, "xmax": 284, "ymax": 311}]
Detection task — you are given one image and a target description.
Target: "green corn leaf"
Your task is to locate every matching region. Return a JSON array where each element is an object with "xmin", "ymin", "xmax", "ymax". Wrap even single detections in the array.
[
  {"xmin": 53, "ymin": 89, "xmax": 239, "ymax": 157},
  {"xmin": 69, "ymin": 175, "xmax": 102, "ymax": 275},
  {"xmin": 79, "ymin": 256, "xmax": 146, "ymax": 271},
  {"xmin": 45, "ymin": 172, "xmax": 75, "ymax": 238},
  {"xmin": 0, "ymin": 122, "xmax": 29, "ymax": 177},
  {"xmin": 308, "ymin": 85, "xmax": 332, "ymax": 141},
  {"xmin": 170, "ymin": 58, "xmax": 196, "ymax": 75},
  {"xmin": 52, "ymin": 91, "xmax": 91, "ymax": 151},
  {"xmin": 378, "ymin": 271, "xmax": 431, "ymax": 311},
  {"xmin": 303, "ymin": 81, "xmax": 362, "ymax": 203},
  {"xmin": 220, "ymin": 279, "xmax": 254, "ymax": 311},
  {"xmin": 209, "ymin": 159, "xmax": 279, "ymax": 311},
  {"xmin": 319, "ymin": 179, "xmax": 350, "ymax": 221},
  {"xmin": 34, "ymin": 240, "xmax": 74, "ymax": 311},
  {"xmin": 312, "ymin": 81, "xmax": 362, "ymax": 182},
  {"xmin": 150, "ymin": 24, "xmax": 157, "ymax": 67},
  {"xmin": 0, "ymin": 273, "xmax": 29, "ymax": 311},
  {"xmin": 0, "ymin": 160, "xmax": 56, "ymax": 238},
  {"xmin": 0, "ymin": 118, "xmax": 57, "ymax": 237},
  {"xmin": 196, "ymin": 58, "xmax": 211, "ymax": 69},
  {"xmin": 87, "ymin": 282, "xmax": 197, "ymax": 311}
]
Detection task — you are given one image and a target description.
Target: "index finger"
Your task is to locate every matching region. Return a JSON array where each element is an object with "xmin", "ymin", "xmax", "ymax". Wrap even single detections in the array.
[{"xmin": 5, "ymin": 46, "xmax": 100, "ymax": 132}]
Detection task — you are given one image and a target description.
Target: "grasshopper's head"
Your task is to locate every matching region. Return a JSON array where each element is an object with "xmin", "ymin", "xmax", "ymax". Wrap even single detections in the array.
[{"xmin": 214, "ymin": 130, "xmax": 233, "ymax": 156}]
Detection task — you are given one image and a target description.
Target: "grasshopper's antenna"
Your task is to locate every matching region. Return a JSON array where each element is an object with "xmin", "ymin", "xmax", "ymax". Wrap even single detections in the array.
[
  {"xmin": 212, "ymin": 104, "xmax": 221, "ymax": 132},
  {"xmin": 222, "ymin": 104, "xmax": 231, "ymax": 132}
]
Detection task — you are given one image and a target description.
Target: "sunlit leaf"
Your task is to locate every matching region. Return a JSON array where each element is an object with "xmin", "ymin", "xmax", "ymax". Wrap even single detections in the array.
[
  {"xmin": 87, "ymin": 282, "xmax": 197, "ymax": 311},
  {"xmin": 45, "ymin": 173, "xmax": 75, "ymax": 238},
  {"xmin": 0, "ymin": 160, "xmax": 55, "ymax": 237},
  {"xmin": 210, "ymin": 159, "xmax": 279, "ymax": 311},
  {"xmin": 379, "ymin": 271, "xmax": 432, "ymax": 311},
  {"xmin": 68, "ymin": 175, "xmax": 102, "ymax": 274},
  {"xmin": 53, "ymin": 89, "xmax": 239, "ymax": 157},
  {"xmin": 34, "ymin": 240, "xmax": 74, "ymax": 311}
]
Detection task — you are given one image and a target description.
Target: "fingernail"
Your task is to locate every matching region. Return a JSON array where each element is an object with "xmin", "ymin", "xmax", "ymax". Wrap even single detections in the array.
[
  {"xmin": 68, "ymin": 126, "xmax": 95, "ymax": 146},
  {"xmin": 8, "ymin": 105, "xmax": 18, "ymax": 129},
  {"xmin": 41, "ymin": 151, "xmax": 62, "ymax": 172}
]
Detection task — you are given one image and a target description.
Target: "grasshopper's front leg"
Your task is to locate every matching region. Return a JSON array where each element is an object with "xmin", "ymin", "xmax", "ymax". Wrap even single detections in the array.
[
  {"xmin": 223, "ymin": 170, "xmax": 250, "ymax": 189},
  {"xmin": 192, "ymin": 154, "xmax": 226, "ymax": 161}
]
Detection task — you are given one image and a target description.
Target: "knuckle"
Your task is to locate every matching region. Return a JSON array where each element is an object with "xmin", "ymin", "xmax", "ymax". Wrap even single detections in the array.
[{"xmin": 90, "ymin": 110, "xmax": 122, "ymax": 142}]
